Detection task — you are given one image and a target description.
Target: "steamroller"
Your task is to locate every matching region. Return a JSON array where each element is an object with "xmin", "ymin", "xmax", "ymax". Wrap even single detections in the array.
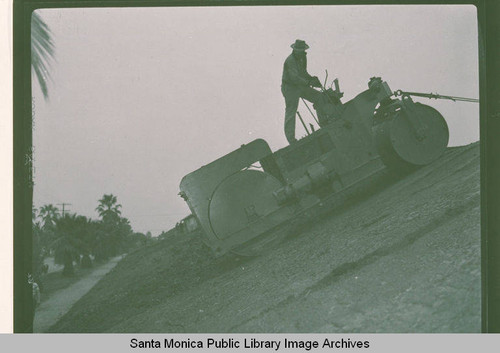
[{"xmin": 179, "ymin": 77, "xmax": 467, "ymax": 256}]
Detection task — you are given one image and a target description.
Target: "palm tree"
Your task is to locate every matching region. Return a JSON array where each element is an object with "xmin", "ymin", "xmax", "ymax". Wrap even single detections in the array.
[
  {"xmin": 96, "ymin": 194, "xmax": 122, "ymax": 221},
  {"xmin": 39, "ymin": 204, "xmax": 60, "ymax": 229},
  {"xmin": 31, "ymin": 11, "xmax": 55, "ymax": 100},
  {"xmin": 52, "ymin": 214, "xmax": 87, "ymax": 276}
]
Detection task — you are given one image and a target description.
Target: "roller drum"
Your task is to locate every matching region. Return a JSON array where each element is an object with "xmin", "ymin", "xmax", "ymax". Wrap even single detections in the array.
[
  {"xmin": 374, "ymin": 103, "xmax": 449, "ymax": 169},
  {"xmin": 208, "ymin": 169, "xmax": 293, "ymax": 255}
]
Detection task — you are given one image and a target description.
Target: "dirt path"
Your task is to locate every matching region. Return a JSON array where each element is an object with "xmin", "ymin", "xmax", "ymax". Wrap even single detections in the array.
[{"xmin": 33, "ymin": 256, "xmax": 123, "ymax": 333}]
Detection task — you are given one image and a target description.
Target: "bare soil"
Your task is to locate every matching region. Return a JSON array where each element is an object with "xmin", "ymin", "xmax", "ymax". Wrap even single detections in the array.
[{"xmin": 48, "ymin": 142, "xmax": 480, "ymax": 333}]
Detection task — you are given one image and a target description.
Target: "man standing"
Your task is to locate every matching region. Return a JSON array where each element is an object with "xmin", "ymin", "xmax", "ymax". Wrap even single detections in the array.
[{"xmin": 281, "ymin": 39, "xmax": 322, "ymax": 144}]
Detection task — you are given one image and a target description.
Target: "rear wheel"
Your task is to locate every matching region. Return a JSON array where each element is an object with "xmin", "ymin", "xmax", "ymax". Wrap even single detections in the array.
[{"xmin": 208, "ymin": 170, "xmax": 294, "ymax": 256}]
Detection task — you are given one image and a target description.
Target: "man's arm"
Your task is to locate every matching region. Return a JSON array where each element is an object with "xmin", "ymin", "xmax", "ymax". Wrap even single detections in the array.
[
  {"xmin": 304, "ymin": 57, "xmax": 322, "ymax": 88},
  {"xmin": 304, "ymin": 56, "xmax": 313, "ymax": 81},
  {"xmin": 285, "ymin": 56, "xmax": 321, "ymax": 87}
]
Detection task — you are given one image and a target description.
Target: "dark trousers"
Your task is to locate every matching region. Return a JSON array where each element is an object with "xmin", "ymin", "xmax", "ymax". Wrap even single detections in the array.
[{"xmin": 281, "ymin": 84, "xmax": 321, "ymax": 143}]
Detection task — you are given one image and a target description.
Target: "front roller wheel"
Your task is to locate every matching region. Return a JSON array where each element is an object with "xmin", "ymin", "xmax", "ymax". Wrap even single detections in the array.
[{"xmin": 374, "ymin": 103, "xmax": 449, "ymax": 170}]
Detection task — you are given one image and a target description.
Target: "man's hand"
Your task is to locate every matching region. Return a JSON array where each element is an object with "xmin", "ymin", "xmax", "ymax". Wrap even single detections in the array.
[{"xmin": 310, "ymin": 76, "xmax": 322, "ymax": 88}]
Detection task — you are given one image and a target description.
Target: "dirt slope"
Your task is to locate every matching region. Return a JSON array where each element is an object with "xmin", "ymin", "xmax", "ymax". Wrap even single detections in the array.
[{"xmin": 49, "ymin": 142, "xmax": 480, "ymax": 333}]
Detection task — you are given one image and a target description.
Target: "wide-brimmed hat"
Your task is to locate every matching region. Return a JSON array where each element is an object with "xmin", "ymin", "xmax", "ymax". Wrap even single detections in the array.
[{"xmin": 291, "ymin": 39, "xmax": 309, "ymax": 51}]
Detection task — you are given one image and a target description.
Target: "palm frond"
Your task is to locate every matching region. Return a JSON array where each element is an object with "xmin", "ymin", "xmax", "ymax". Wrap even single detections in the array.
[{"xmin": 31, "ymin": 12, "xmax": 55, "ymax": 100}]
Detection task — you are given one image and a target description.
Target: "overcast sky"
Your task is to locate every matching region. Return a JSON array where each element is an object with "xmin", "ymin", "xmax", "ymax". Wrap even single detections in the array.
[{"xmin": 32, "ymin": 5, "xmax": 479, "ymax": 235}]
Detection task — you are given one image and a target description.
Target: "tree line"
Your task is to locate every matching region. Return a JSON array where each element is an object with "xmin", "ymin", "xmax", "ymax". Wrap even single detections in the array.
[{"xmin": 32, "ymin": 194, "xmax": 150, "ymax": 282}]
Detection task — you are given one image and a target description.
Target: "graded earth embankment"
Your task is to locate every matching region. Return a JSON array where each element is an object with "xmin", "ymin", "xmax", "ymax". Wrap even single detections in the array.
[{"xmin": 48, "ymin": 142, "xmax": 480, "ymax": 333}]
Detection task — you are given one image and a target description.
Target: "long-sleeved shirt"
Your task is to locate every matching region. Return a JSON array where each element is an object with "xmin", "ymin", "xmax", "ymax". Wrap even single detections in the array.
[{"xmin": 282, "ymin": 52, "xmax": 313, "ymax": 87}]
